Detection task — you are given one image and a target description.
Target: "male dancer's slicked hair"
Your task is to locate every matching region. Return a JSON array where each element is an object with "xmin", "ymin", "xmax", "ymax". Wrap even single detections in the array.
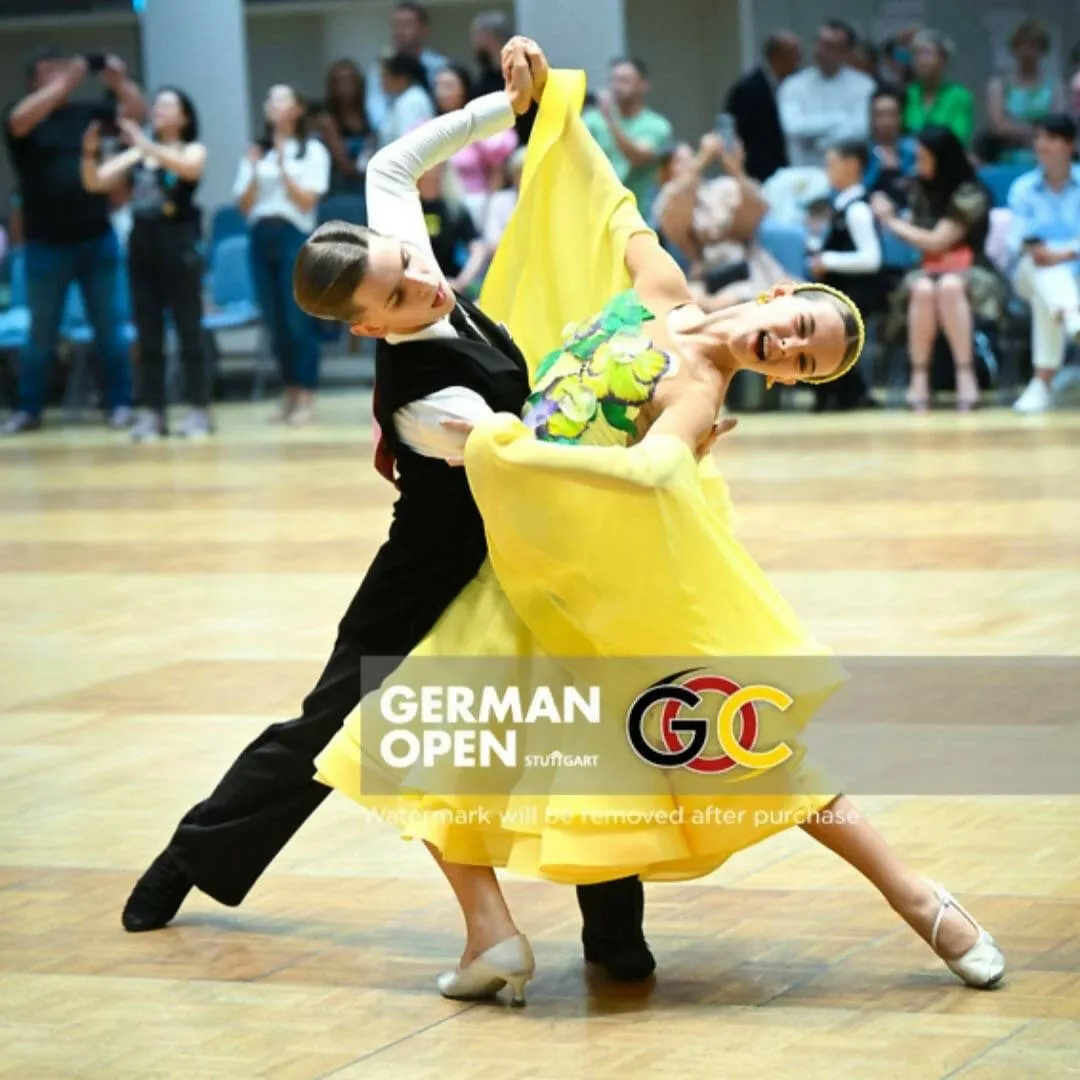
[{"xmin": 293, "ymin": 221, "xmax": 373, "ymax": 323}]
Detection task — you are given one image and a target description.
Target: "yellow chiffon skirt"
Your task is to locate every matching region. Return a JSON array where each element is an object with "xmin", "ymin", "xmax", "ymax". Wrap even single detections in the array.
[{"xmin": 314, "ymin": 71, "xmax": 843, "ymax": 884}]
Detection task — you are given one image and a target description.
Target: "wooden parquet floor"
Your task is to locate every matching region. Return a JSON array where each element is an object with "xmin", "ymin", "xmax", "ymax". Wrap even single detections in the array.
[{"xmin": 2, "ymin": 399, "xmax": 1078, "ymax": 1080}]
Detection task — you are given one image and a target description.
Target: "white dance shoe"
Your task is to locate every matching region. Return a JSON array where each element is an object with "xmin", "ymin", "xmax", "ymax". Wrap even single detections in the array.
[
  {"xmin": 929, "ymin": 882, "xmax": 1005, "ymax": 988},
  {"xmin": 436, "ymin": 934, "xmax": 536, "ymax": 1006}
]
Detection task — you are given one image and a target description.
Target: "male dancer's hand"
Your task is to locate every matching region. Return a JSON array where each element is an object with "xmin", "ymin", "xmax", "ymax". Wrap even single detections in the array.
[{"xmin": 440, "ymin": 418, "xmax": 474, "ymax": 467}]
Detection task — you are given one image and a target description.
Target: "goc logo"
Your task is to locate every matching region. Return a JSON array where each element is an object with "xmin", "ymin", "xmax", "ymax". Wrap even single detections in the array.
[{"xmin": 626, "ymin": 669, "xmax": 793, "ymax": 774}]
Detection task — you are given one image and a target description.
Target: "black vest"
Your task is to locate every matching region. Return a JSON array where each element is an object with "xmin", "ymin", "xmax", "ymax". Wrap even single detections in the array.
[
  {"xmin": 340, "ymin": 296, "xmax": 530, "ymax": 657},
  {"xmin": 822, "ymin": 192, "xmax": 887, "ymax": 315}
]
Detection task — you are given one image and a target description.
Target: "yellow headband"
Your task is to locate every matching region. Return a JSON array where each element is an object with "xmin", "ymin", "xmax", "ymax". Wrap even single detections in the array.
[{"xmin": 759, "ymin": 284, "xmax": 867, "ymax": 388}]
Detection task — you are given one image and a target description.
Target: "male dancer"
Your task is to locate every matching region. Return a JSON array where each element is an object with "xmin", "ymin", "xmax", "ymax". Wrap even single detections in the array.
[{"xmin": 121, "ymin": 51, "xmax": 653, "ymax": 983}]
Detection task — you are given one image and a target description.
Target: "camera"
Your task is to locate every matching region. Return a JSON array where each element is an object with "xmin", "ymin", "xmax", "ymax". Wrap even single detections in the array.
[{"xmin": 84, "ymin": 52, "xmax": 107, "ymax": 73}]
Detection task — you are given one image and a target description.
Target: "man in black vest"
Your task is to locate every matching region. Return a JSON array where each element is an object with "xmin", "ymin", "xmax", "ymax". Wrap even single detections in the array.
[{"xmin": 121, "ymin": 47, "xmax": 653, "ymax": 982}]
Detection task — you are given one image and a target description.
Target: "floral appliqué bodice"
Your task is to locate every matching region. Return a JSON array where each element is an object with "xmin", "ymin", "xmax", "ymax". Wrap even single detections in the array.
[{"xmin": 522, "ymin": 290, "xmax": 674, "ymax": 446}]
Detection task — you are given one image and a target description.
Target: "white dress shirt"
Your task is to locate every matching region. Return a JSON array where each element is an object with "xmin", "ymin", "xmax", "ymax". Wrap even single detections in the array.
[
  {"xmin": 777, "ymin": 66, "xmax": 875, "ymax": 168},
  {"xmin": 819, "ymin": 184, "xmax": 882, "ymax": 275},
  {"xmin": 365, "ymin": 91, "xmax": 518, "ymax": 460},
  {"xmin": 233, "ymin": 139, "xmax": 332, "ymax": 234}
]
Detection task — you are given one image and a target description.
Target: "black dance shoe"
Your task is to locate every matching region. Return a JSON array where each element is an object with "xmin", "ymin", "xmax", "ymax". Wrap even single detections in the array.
[
  {"xmin": 121, "ymin": 848, "xmax": 193, "ymax": 932},
  {"xmin": 577, "ymin": 876, "xmax": 656, "ymax": 981}
]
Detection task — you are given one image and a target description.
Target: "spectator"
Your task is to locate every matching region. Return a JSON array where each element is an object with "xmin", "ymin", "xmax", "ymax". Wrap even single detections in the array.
[
  {"xmin": 725, "ymin": 31, "xmax": 801, "ymax": 183},
  {"xmin": 865, "ymin": 89, "xmax": 918, "ymax": 206},
  {"xmin": 472, "ymin": 10, "xmax": 514, "ymax": 96},
  {"xmin": 880, "ymin": 34, "xmax": 916, "ymax": 91},
  {"xmin": 415, "ymin": 163, "xmax": 488, "ymax": 297},
  {"xmin": 1008, "ymin": 115, "xmax": 1080, "ymax": 413},
  {"xmin": 1070, "ymin": 44, "xmax": 1080, "ymax": 121},
  {"xmin": 472, "ymin": 10, "xmax": 534, "ymax": 144},
  {"xmin": 81, "ymin": 88, "xmax": 209, "ymax": 442},
  {"xmin": 316, "ymin": 60, "xmax": 376, "ymax": 199},
  {"xmin": 807, "ymin": 139, "xmax": 883, "ymax": 410},
  {"xmin": 985, "ymin": 19, "xmax": 1065, "ymax": 167},
  {"xmin": 434, "ymin": 64, "xmax": 517, "ymax": 229},
  {"xmin": 482, "ymin": 145, "xmax": 525, "ymax": 258},
  {"xmin": 905, "ymin": 31, "xmax": 974, "ymax": 146},
  {"xmin": 654, "ymin": 133, "xmax": 785, "ymax": 312},
  {"xmin": 2, "ymin": 47, "xmax": 145, "ymax": 435},
  {"xmin": 377, "ymin": 51, "xmax": 436, "ymax": 148},
  {"xmin": 365, "ymin": 1, "xmax": 446, "ymax": 132},
  {"xmin": 777, "ymin": 20, "xmax": 875, "ymax": 168},
  {"xmin": 584, "ymin": 58, "xmax": 674, "ymax": 216},
  {"xmin": 872, "ymin": 126, "xmax": 1002, "ymax": 412},
  {"xmin": 235, "ymin": 84, "xmax": 331, "ymax": 426}
]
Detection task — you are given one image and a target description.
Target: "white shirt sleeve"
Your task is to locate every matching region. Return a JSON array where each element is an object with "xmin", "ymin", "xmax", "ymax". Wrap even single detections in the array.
[
  {"xmin": 232, "ymin": 156, "xmax": 254, "ymax": 200},
  {"xmin": 297, "ymin": 139, "xmax": 332, "ymax": 198},
  {"xmin": 367, "ymin": 92, "xmax": 516, "ymax": 258},
  {"xmin": 820, "ymin": 201, "xmax": 882, "ymax": 274},
  {"xmin": 777, "ymin": 73, "xmax": 836, "ymax": 139},
  {"xmin": 392, "ymin": 386, "xmax": 496, "ymax": 460}
]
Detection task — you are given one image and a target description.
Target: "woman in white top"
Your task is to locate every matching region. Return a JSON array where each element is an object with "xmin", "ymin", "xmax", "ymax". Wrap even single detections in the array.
[
  {"xmin": 234, "ymin": 84, "xmax": 331, "ymax": 425},
  {"xmin": 376, "ymin": 51, "xmax": 435, "ymax": 149}
]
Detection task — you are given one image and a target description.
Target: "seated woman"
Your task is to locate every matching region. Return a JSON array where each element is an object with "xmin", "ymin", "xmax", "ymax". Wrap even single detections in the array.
[
  {"xmin": 654, "ymin": 133, "xmax": 786, "ymax": 312},
  {"xmin": 295, "ymin": 38, "xmax": 1004, "ymax": 1005},
  {"xmin": 872, "ymin": 125, "xmax": 1003, "ymax": 412},
  {"xmin": 985, "ymin": 18, "xmax": 1064, "ymax": 166}
]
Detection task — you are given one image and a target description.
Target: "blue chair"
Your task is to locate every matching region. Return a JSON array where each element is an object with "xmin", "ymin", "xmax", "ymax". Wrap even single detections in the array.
[
  {"xmin": 317, "ymin": 193, "xmax": 367, "ymax": 227},
  {"xmin": 881, "ymin": 231, "xmax": 920, "ymax": 271},
  {"xmin": 202, "ymin": 233, "xmax": 273, "ymax": 399},
  {"xmin": 978, "ymin": 164, "xmax": 1028, "ymax": 209},
  {"xmin": 209, "ymin": 205, "xmax": 248, "ymax": 255},
  {"xmin": 757, "ymin": 219, "xmax": 808, "ymax": 278},
  {"xmin": 0, "ymin": 248, "xmax": 29, "ymax": 351}
]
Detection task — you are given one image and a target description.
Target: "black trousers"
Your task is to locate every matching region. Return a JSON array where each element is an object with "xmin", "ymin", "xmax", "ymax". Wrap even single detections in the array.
[
  {"xmin": 167, "ymin": 523, "xmax": 640, "ymax": 921},
  {"xmin": 128, "ymin": 218, "xmax": 207, "ymax": 414}
]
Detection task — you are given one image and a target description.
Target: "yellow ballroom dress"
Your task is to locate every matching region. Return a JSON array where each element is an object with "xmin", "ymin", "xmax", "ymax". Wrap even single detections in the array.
[{"xmin": 314, "ymin": 71, "xmax": 845, "ymax": 885}]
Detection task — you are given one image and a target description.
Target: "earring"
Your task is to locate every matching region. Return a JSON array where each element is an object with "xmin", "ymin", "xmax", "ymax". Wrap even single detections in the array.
[
  {"xmin": 766, "ymin": 378, "xmax": 775, "ymax": 390},
  {"xmin": 756, "ymin": 293, "xmax": 769, "ymax": 305}
]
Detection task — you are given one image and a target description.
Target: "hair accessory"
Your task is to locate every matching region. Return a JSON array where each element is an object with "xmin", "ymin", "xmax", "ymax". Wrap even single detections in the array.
[{"xmin": 791, "ymin": 282, "xmax": 866, "ymax": 385}]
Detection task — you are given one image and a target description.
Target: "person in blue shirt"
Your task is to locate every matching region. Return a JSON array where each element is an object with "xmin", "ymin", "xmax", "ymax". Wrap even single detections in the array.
[
  {"xmin": 1008, "ymin": 114, "xmax": 1080, "ymax": 412},
  {"xmin": 864, "ymin": 89, "xmax": 918, "ymax": 207}
]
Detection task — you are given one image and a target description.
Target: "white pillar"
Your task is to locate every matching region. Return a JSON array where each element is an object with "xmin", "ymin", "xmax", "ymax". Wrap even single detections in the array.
[
  {"xmin": 139, "ymin": 0, "xmax": 251, "ymax": 216},
  {"xmin": 514, "ymin": 0, "xmax": 626, "ymax": 92}
]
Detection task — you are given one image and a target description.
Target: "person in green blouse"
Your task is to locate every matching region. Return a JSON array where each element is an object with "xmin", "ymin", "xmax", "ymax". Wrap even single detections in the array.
[{"xmin": 905, "ymin": 30, "xmax": 975, "ymax": 146}]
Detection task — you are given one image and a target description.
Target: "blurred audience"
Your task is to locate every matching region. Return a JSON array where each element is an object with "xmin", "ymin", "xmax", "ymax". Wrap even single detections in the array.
[
  {"xmin": 482, "ymin": 146, "xmax": 525, "ymax": 257},
  {"xmin": 984, "ymin": 19, "xmax": 1064, "ymax": 167},
  {"xmin": 377, "ymin": 51, "xmax": 436, "ymax": 148},
  {"xmin": 82, "ymin": 88, "xmax": 209, "ymax": 442},
  {"xmin": 235, "ymin": 84, "xmax": 330, "ymax": 426},
  {"xmin": 584, "ymin": 58, "xmax": 674, "ymax": 216},
  {"xmin": 807, "ymin": 139, "xmax": 882, "ymax": 410},
  {"xmin": 873, "ymin": 126, "xmax": 1001, "ymax": 412},
  {"xmin": 1008, "ymin": 115, "xmax": 1080, "ymax": 414},
  {"xmin": 1070, "ymin": 44, "xmax": 1080, "ymax": 120},
  {"xmin": 416, "ymin": 163, "xmax": 488, "ymax": 296},
  {"xmin": 654, "ymin": 133, "xmax": 784, "ymax": 312},
  {"xmin": 365, "ymin": 1, "xmax": 446, "ymax": 132},
  {"xmin": 725, "ymin": 31, "xmax": 800, "ymax": 183},
  {"xmin": 316, "ymin": 60, "xmax": 376, "ymax": 199},
  {"xmin": 865, "ymin": 89, "xmax": 917, "ymax": 206},
  {"xmin": 472, "ymin": 11, "xmax": 534, "ymax": 143},
  {"xmin": 777, "ymin": 20, "xmax": 875, "ymax": 168},
  {"xmin": 3, "ymin": 47, "xmax": 144, "ymax": 435},
  {"xmin": 879, "ymin": 33, "xmax": 916, "ymax": 91},
  {"xmin": 905, "ymin": 31, "xmax": 974, "ymax": 146},
  {"xmin": 434, "ymin": 64, "xmax": 517, "ymax": 229}
]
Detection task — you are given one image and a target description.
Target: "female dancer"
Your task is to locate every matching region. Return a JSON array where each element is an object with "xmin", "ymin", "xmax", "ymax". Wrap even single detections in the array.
[{"xmin": 295, "ymin": 38, "xmax": 1004, "ymax": 1004}]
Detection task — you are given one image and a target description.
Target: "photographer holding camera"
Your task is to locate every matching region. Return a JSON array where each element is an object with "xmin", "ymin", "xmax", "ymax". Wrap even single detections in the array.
[{"xmin": 3, "ymin": 47, "xmax": 145, "ymax": 435}]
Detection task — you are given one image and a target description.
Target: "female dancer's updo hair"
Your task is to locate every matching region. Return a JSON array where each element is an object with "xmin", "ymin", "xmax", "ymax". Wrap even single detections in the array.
[{"xmin": 293, "ymin": 221, "xmax": 373, "ymax": 323}]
